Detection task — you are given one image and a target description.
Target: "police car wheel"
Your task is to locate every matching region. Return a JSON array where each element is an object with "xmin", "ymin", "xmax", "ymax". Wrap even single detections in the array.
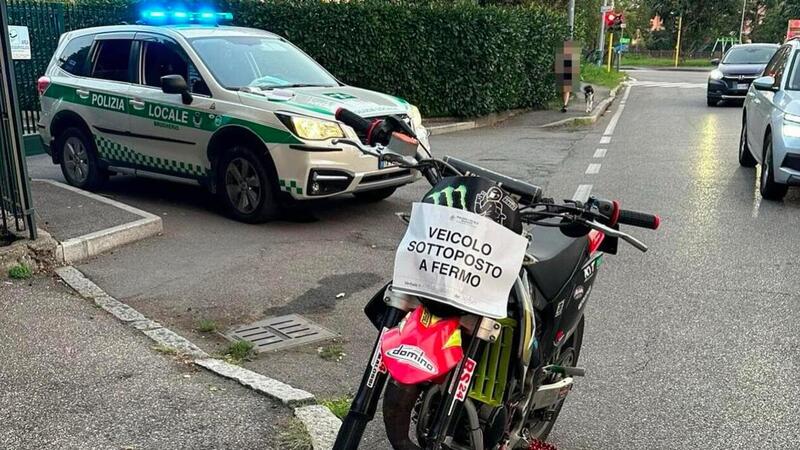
[
  {"xmin": 217, "ymin": 146, "xmax": 279, "ymax": 223},
  {"xmin": 58, "ymin": 127, "xmax": 107, "ymax": 190},
  {"xmin": 353, "ymin": 187, "xmax": 397, "ymax": 202}
]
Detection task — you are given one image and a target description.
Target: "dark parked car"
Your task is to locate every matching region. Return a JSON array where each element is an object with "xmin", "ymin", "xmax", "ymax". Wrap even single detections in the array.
[{"xmin": 707, "ymin": 43, "xmax": 779, "ymax": 106}]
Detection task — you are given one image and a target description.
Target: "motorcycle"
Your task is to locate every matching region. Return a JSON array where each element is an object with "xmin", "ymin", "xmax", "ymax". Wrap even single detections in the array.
[{"xmin": 330, "ymin": 108, "xmax": 660, "ymax": 450}]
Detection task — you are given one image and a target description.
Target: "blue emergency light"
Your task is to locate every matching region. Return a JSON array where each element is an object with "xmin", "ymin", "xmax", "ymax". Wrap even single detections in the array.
[{"xmin": 140, "ymin": 9, "xmax": 233, "ymax": 25}]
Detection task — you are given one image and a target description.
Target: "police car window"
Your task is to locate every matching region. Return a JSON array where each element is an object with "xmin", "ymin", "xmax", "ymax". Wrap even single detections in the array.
[
  {"xmin": 189, "ymin": 36, "xmax": 338, "ymax": 90},
  {"xmin": 142, "ymin": 41, "xmax": 210, "ymax": 96},
  {"xmin": 91, "ymin": 39, "xmax": 133, "ymax": 82},
  {"xmin": 59, "ymin": 34, "xmax": 94, "ymax": 76}
]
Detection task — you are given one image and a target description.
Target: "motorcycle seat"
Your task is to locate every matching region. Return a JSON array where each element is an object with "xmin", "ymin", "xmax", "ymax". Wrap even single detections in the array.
[{"xmin": 526, "ymin": 222, "xmax": 588, "ymax": 300}]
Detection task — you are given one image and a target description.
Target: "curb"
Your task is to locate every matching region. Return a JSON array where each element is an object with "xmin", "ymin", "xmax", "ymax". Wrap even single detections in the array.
[
  {"xmin": 622, "ymin": 66, "xmax": 711, "ymax": 72},
  {"xmin": 425, "ymin": 109, "xmax": 527, "ymax": 136},
  {"xmin": 35, "ymin": 179, "xmax": 163, "ymax": 264},
  {"xmin": 54, "ymin": 265, "xmax": 341, "ymax": 449},
  {"xmin": 427, "ymin": 121, "xmax": 476, "ymax": 135},
  {"xmin": 539, "ymin": 83, "xmax": 624, "ymax": 129}
]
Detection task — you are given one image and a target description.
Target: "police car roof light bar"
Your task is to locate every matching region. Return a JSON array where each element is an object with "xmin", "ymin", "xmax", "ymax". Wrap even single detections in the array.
[{"xmin": 140, "ymin": 9, "xmax": 233, "ymax": 25}]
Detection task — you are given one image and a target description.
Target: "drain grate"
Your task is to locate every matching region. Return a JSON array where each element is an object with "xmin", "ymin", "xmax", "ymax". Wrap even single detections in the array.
[{"xmin": 225, "ymin": 314, "xmax": 337, "ymax": 353}]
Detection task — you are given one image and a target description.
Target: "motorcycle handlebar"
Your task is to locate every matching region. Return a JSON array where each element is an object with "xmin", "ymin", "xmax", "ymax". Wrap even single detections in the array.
[
  {"xmin": 335, "ymin": 107, "xmax": 373, "ymax": 134},
  {"xmin": 617, "ymin": 208, "xmax": 660, "ymax": 230}
]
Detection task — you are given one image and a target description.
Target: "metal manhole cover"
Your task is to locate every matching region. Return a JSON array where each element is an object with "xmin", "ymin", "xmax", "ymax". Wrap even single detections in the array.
[{"xmin": 225, "ymin": 314, "xmax": 337, "ymax": 353}]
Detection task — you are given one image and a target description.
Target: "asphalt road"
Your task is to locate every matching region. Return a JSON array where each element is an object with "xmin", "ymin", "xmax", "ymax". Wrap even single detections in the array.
[
  {"xmin": 26, "ymin": 68, "xmax": 800, "ymax": 448},
  {"xmin": 1, "ymin": 277, "xmax": 290, "ymax": 449}
]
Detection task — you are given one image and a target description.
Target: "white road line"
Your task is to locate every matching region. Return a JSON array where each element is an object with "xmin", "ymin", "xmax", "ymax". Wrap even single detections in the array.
[
  {"xmin": 600, "ymin": 136, "xmax": 611, "ymax": 144},
  {"xmin": 623, "ymin": 84, "xmax": 632, "ymax": 101},
  {"xmin": 593, "ymin": 148, "xmax": 607, "ymax": 158},
  {"xmin": 585, "ymin": 163, "xmax": 601, "ymax": 174},
  {"xmin": 572, "ymin": 184, "xmax": 593, "ymax": 202},
  {"xmin": 603, "ymin": 85, "xmax": 630, "ymax": 136}
]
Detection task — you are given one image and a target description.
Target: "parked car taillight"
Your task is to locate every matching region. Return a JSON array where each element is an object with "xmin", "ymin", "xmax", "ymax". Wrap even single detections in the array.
[{"xmin": 37, "ymin": 76, "xmax": 50, "ymax": 96}]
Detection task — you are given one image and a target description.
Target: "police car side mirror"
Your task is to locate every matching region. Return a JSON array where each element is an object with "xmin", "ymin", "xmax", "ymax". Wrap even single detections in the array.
[{"xmin": 161, "ymin": 75, "xmax": 193, "ymax": 105}]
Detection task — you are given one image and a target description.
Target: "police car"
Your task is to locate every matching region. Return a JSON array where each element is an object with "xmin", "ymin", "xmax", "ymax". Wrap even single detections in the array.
[{"xmin": 37, "ymin": 10, "xmax": 427, "ymax": 222}]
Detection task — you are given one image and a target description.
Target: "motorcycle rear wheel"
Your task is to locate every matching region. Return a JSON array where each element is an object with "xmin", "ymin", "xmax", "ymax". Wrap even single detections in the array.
[{"xmin": 519, "ymin": 317, "xmax": 584, "ymax": 445}]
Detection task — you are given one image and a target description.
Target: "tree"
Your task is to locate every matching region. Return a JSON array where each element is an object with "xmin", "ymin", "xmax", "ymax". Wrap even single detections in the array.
[
  {"xmin": 751, "ymin": 0, "xmax": 800, "ymax": 43},
  {"xmin": 644, "ymin": 0, "xmax": 744, "ymax": 52}
]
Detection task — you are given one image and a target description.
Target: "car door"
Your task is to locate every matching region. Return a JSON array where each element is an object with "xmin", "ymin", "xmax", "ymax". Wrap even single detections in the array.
[
  {"xmin": 749, "ymin": 45, "xmax": 790, "ymax": 160},
  {"xmin": 81, "ymin": 33, "xmax": 136, "ymax": 158},
  {"xmin": 126, "ymin": 33, "xmax": 215, "ymax": 180}
]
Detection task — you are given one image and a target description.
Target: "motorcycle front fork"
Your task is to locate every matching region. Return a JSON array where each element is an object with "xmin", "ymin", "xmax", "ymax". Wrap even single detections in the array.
[{"xmin": 332, "ymin": 305, "xmax": 406, "ymax": 450}]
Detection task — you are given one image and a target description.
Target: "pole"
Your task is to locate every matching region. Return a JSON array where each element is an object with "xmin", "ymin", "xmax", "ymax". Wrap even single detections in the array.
[
  {"xmin": 739, "ymin": 0, "xmax": 747, "ymax": 43},
  {"xmin": 597, "ymin": 0, "xmax": 608, "ymax": 65},
  {"xmin": 607, "ymin": 32, "xmax": 614, "ymax": 72},
  {"xmin": 568, "ymin": 0, "xmax": 576, "ymax": 39},
  {"xmin": 674, "ymin": 15, "xmax": 683, "ymax": 68}
]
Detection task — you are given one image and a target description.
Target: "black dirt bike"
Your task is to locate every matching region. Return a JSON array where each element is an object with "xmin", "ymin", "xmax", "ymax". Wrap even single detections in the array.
[{"xmin": 330, "ymin": 108, "xmax": 660, "ymax": 450}]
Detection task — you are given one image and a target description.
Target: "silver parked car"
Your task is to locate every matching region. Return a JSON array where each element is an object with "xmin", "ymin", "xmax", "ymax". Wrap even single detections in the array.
[{"xmin": 740, "ymin": 39, "xmax": 800, "ymax": 200}]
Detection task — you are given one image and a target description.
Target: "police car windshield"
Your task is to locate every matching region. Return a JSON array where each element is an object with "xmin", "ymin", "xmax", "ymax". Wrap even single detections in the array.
[
  {"xmin": 189, "ymin": 36, "xmax": 338, "ymax": 90},
  {"xmin": 722, "ymin": 46, "xmax": 777, "ymax": 65}
]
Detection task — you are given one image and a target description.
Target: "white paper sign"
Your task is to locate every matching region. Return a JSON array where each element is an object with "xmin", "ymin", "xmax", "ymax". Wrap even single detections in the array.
[
  {"xmin": 8, "ymin": 26, "xmax": 31, "ymax": 60},
  {"xmin": 392, "ymin": 202, "xmax": 527, "ymax": 319}
]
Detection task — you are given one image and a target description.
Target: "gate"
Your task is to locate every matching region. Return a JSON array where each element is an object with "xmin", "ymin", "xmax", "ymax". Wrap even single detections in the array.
[
  {"xmin": 6, "ymin": 0, "xmax": 136, "ymax": 136},
  {"xmin": 1, "ymin": 0, "xmax": 36, "ymax": 240}
]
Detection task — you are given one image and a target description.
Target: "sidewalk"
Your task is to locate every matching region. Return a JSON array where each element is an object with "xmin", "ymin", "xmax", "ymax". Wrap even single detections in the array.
[
  {"xmin": 422, "ymin": 83, "xmax": 614, "ymax": 133},
  {"xmin": 0, "ymin": 276, "xmax": 291, "ymax": 449}
]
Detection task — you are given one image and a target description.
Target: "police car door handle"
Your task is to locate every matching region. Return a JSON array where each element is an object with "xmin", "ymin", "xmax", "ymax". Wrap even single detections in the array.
[
  {"xmin": 129, "ymin": 98, "xmax": 146, "ymax": 110},
  {"xmin": 76, "ymin": 89, "xmax": 90, "ymax": 99}
]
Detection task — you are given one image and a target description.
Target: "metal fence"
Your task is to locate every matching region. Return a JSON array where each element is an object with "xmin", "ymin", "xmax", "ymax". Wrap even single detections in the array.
[
  {"xmin": 7, "ymin": 0, "xmax": 135, "ymax": 134},
  {"xmin": 1, "ymin": 0, "xmax": 36, "ymax": 239}
]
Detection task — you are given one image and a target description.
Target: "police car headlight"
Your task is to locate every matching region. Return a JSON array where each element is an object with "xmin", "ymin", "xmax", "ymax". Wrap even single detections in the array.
[
  {"xmin": 409, "ymin": 105, "xmax": 423, "ymax": 128},
  {"xmin": 783, "ymin": 113, "xmax": 800, "ymax": 138},
  {"xmin": 289, "ymin": 116, "xmax": 344, "ymax": 140},
  {"xmin": 709, "ymin": 69, "xmax": 724, "ymax": 81}
]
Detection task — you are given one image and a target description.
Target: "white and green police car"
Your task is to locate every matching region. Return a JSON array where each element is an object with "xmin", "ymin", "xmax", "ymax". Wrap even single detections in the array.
[{"xmin": 38, "ymin": 13, "xmax": 426, "ymax": 222}]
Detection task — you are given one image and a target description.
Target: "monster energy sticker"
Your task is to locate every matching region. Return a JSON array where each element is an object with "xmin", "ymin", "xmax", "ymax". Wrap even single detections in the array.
[
  {"xmin": 427, "ymin": 185, "xmax": 467, "ymax": 209},
  {"xmin": 392, "ymin": 202, "xmax": 527, "ymax": 319}
]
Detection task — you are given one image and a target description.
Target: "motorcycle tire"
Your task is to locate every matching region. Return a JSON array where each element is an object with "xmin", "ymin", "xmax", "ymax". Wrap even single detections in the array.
[{"xmin": 520, "ymin": 317, "xmax": 584, "ymax": 445}]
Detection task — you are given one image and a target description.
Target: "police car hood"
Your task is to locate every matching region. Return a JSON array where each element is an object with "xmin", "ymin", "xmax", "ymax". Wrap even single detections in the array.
[{"xmin": 238, "ymin": 85, "xmax": 410, "ymax": 119}]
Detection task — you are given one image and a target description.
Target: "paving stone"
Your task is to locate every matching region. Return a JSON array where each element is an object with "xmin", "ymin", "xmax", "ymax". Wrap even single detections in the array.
[
  {"xmin": 143, "ymin": 328, "xmax": 208, "ymax": 359},
  {"xmin": 195, "ymin": 358, "xmax": 314, "ymax": 406},
  {"xmin": 295, "ymin": 404, "xmax": 342, "ymax": 450}
]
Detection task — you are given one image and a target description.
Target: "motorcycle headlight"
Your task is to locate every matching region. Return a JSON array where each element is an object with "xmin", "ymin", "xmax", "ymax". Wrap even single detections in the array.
[
  {"xmin": 709, "ymin": 69, "xmax": 724, "ymax": 81},
  {"xmin": 783, "ymin": 113, "xmax": 800, "ymax": 138},
  {"xmin": 283, "ymin": 115, "xmax": 344, "ymax": 140},
  {"xmin": 408, "ymin": 104, "xmax": 423, "ymax": 128}
]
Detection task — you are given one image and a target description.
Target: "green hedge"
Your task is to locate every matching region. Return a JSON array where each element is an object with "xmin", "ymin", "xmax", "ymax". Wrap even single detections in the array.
[{"xmin": 226, "ymin": 0, "xmax": 568, "ymax": 117}]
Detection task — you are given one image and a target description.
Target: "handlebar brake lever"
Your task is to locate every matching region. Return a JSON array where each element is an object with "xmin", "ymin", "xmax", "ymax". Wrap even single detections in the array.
[{"xmin": 586, "ymin": 220, "xmax": 648, "ymax": 252}]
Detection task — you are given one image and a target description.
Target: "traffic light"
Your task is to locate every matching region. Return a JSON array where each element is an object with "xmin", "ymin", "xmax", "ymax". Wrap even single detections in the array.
[{"xmin": 605, "ymin": 11, "xmax": 624, "ymax": 31}]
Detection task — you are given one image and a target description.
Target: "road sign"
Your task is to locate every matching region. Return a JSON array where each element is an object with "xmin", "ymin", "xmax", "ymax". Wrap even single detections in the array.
[
  {"xmin": 787, "ymin": 19, "xmax": 800, "ymax": 40},
  {"xmin": 7, "ymin": 25, "xmax": 30, "ymax": 60},
  {"xmin": 601, "ymin": 5, "xmax": 612, "ymax": 12},
  {"xmin": 620, "ymin": 37, "xmax": 631, "ymax": 44}
]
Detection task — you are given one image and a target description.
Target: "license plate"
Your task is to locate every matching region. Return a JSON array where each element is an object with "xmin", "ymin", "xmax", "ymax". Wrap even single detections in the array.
[
  {"xmin": 737, "ymin": 83, "xmax": 749, "ymax": 90},
  {"xmin": 380, "ymin": 159, "xmax": 399, "ymax": 169}
]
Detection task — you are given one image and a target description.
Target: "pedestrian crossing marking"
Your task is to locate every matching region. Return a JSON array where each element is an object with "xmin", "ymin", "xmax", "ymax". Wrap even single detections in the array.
[{"xmin": 629, "ymin": 81, "xmax": 706, "ymax": 89}]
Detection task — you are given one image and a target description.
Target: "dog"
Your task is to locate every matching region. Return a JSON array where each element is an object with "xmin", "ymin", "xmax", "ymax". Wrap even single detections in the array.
[{"xmin": 583, "ymin": 85, "xmax": 595, "ymax": 113}]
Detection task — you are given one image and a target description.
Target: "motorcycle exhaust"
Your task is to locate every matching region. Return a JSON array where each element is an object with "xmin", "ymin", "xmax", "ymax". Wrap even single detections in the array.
[{"xmin": 530, "ymin": 377, "xmax": 574, "ymax": 411}]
